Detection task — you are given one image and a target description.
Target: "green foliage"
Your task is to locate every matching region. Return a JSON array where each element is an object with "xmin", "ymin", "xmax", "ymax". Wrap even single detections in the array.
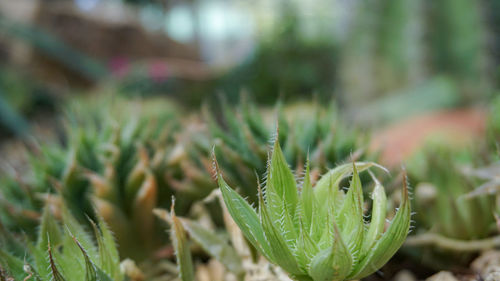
[
  {"xmin": 409, "ymin": 145, "xmax": 495, "ymax": 241},
  {"xmin": 170, "ymin": 207, "xmax": 195, "ymax": 281},
  {"xmin": 487, "ymin": 96, "xmax": 500, "ymax": 147},
  {"xmin": 0, "ymin": 206, "xmax": 122, "ymax": 281},
  {"xmin": 186, "ymin": 100, "xmax": 369, "ymax": 203},
  {"xmin": 0, "ymin": 97, "xmax": 180, "ymax": 261},
  {"xmin": 216, "ymin": 139, "xmax": 411, "ymax": 281}
]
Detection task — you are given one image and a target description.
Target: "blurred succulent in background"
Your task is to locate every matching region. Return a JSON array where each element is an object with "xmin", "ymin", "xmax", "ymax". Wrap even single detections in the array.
[
  {"xmin": 0, "ymin": 205, "xmax": 125, "ymax": 281},
  {"xmin": 409, "ymin": 145, "xmax": 494, "ymax": 240},
  {"xmin": 487, "ymin": 96, "xmax": 500, "ymax": 148},
  {"xmin": 213, "ymin": 139, "xmax": 411, "ymax": 281},
  {"xmin": 172, "ymin": 99, "xmax": 370, "ymax": 205},
  {"xmin": 0, "ymin": 96, "xmax": 182, "ymax": 262},
  {"xmin": 405, "ymin": 143, "xmax": 497, "ymax": 268},
  {"xmin": 463, "ymin": 99, "xmax": 500, "ymax": 201}
]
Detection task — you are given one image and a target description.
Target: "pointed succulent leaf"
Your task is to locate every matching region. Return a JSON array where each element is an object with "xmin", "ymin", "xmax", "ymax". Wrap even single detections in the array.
[
  {"xmin": 300, "ymin": 161, "xmax": 316, "ymax": 232},
  {"xmin": 37, "ymin": 206, "xmax": 62, "ymax": 250},
  {"xmin": 74, "ymin": 236, "xmax": 98, "ymax": 281},
  {"xmin": 61, "ymin": 208, "xmax": 97, "ymax": 260},
  {"xmin": 96, "ymin": 215, "xmax": 120, "ymax": 279},
  {"xmin": 361, "ymin": 174, "xmax": 387, "ymax": 256},
  {"xmin": 218, "ymin": 174, "xmax": 274, "ymax": 261},
  {"xmin": 48, "ymin": 243, "xmax": 67, "ymax": 281},
  {"xmin": 36, "ymin": 206, "xmax": 62, "ymax": 279},
  {"xmin": 132, "ymin": 170, "xmax": 157, "ymax": 244},
  {"xmin": 89, "ymin": 215, "xmax": 121, "ymax": 280},
  {"xmin": 266, "ymin": 138, "xmax": 299, "ymax": 242},
  {"xmin": 28, "ymin": 241, "xmax": 51, "ymax": 281},
  {"xmin": 241, "ymin": 100, "xmax": 269, "ymax": 142},
  {"xmin": 0, "ymin": 249, "xmax": 26, "ymax": 281},
  {"xmin": 337, "ymin": 163, "xmax": 365, "ymax": 260},
  {"xmin": 308, "ymin": 223, "xmax": 352, "ymax": 281},
  {"xmin": 314, "ymin": 162, "xmax": 383, "ymax": 208},
  {"xmin": 74, "ymin": 236, "xmax": 113, "ymax": 281},
  {"xmin": 259, "ymin": 190, "xmax": 302, "ymax": 276},
  {"xmin": 171, "ymin": 207, "xmax": 195, "ymax": 281},
  {"xmin": 57, "ymin": 226, "xmax": 87, "ymax": 281},
  {"xmin": 295, "ymin": 222, "xmax": 319, "ymax": 271},
  {"xmin": 348, "ymin": 180, "xmax": 411, "ymax": 279}
]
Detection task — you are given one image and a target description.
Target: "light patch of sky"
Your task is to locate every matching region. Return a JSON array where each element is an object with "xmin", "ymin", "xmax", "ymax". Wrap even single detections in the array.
[
  {"xmin": 165, "ymin": 5, "xmax": 195, "ymax": 43},
  {"xmin": 75, "ymin": 0, "xmax": 100, "ymax": 11},
  {"xmin": 139, "ymin": 4, "xmax": 165, "ymax": 32}
]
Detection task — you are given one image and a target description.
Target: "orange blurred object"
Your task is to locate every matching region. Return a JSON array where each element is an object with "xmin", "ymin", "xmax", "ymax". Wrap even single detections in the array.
[{"xmin": 371, "ymin": 108, "xmax": 487, "ymax": 167}]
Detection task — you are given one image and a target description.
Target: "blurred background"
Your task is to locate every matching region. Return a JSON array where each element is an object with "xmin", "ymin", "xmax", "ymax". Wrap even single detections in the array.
[{"xmin": 0, "ymin": 0, "xmax": 498, "ymax": 161}]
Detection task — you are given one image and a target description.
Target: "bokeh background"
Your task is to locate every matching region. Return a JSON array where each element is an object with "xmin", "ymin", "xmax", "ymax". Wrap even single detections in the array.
[{"xmin": 1, "ymin": 0, "xmax": 498, "ymax": 135}]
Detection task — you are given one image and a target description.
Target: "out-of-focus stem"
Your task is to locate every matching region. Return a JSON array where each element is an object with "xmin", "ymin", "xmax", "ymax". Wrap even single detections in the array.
[{"xmin": 406, "ymin": 233, "xmax": 500, "ymax": 251}]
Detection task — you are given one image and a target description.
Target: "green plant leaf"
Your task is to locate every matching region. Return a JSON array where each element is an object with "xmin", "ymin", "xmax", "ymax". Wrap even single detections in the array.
[
  {"xmin": 0, "ymin": 249, "xmax": 26, "ymax": 280},
  {"xmin": 74, "ymin": 236, "xmax": 113, "ymax": 281},
  {"xmin": 182, "ymin": 219, "xmax": 244, "ymax": 277},
  {"xmin": 89, "ymin": 214, "xmax": 121, "ymax": 280},
  {"xmin": 308, "ymin": 223, "xmax": 352, "ymax": 281},
  {"xmin": 314, "ymin": 162, "xmax": 382, "ymax": 208},
  {"xmin": 48, "ymin": 243, "xmax": 67, "ymax": 281},
  {"xmin": 61, "ymin": 208, "xmax": 97, "ymax": 260},
  {"xmin": 300, "ymin": 160, "xmax": 316, "ymax": 233},
  {"xmin": 336, "ymin": 163, "xmax": 365, "ymax": 261},
  {"xmin": 295, "ymin": 221, "xmax": 318, "ymax": 271},
  {"xmin": 36, "ymin": 206, "xmax": 62, "ymax": 280},
  {"xmin": 266, "ymin": 137, "xmax": 299, "ymax": 219},
  {"xmin": 259, "ymin": 189, "xmax": 302, "ymax": 276},
  {"xmin": 348, "ymin": 179, "xmax": 411, "ymax": 279},
  {"xmin": 361, "ymin": 174, "xmax": 387, "ymax": 256},
  {"xmin": 171, "ymin": 207, "xmax": 195, "ymax": 281},
  {"xmin": 218, "ymin": 174, "xmax": 274, "ymax": 261}
]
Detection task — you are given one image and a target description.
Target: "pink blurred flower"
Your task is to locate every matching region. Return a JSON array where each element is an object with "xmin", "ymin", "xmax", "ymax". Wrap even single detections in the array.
[
  {"xmin": 109, "ymin": 56, "xmax": 130, "ymax": 78},
  {"xmin": 148, "ymin": 61, "xmax": 169, "ymax": 83}
]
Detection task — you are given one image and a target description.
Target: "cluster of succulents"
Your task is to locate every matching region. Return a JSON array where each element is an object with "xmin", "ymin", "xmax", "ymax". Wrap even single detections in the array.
[
  {"xmin": 0, "ymin": 97, "xmax": 182, "ymax": 262},
  {"xmin": 9, "ymin": 91, "xmax": 500, "ymax": 281},
  {"xmin": 0, "ymin": 96, "xmax": 373, "ymax": 275},
  {"xmin": 175, "ymin": 100, "xmax": 369, "ymax": 204},
  {"xmin": 408, "ymin": 145, "xmax": 495, "ymax": 243},
  {"xmin": 156, "ymin": 139, "xmax": 411, "ymax": 281}
]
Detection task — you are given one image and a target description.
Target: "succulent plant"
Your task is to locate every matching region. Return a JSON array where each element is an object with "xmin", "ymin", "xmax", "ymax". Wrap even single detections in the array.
[
  {"xmin": 487, "ymin": 96, "xmax": 500, "ymax": 148},
  {"xmin": 214, "ymin": 139, "xmax": 411, "ymax": 281},
  {"xmin": 0, "ymin": 204, "xmax": 123, "ymax": 281},
  {"xmin": 0, "ymin": 97, "xmax": 180, "ymax": 261},
  {"xmin": 404, "ymin": 144, "xmax": 498, "ymax": 271},
  {"xmin": 173, "ymin": 100, "xmax": 369, "ymax": 205},
  {"xmin": 408, "ymin": 145, "xmax": 495, "ymax": 243}
]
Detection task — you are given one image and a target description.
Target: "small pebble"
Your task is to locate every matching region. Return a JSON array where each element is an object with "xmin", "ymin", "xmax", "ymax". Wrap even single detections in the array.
[
  {"xmin": 393, "ymin": 270, "xmax": 417, "ymax": 281},
  {"xmin": 425, "ymin": 271, "xmax": 459, "ymax": 281}
]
